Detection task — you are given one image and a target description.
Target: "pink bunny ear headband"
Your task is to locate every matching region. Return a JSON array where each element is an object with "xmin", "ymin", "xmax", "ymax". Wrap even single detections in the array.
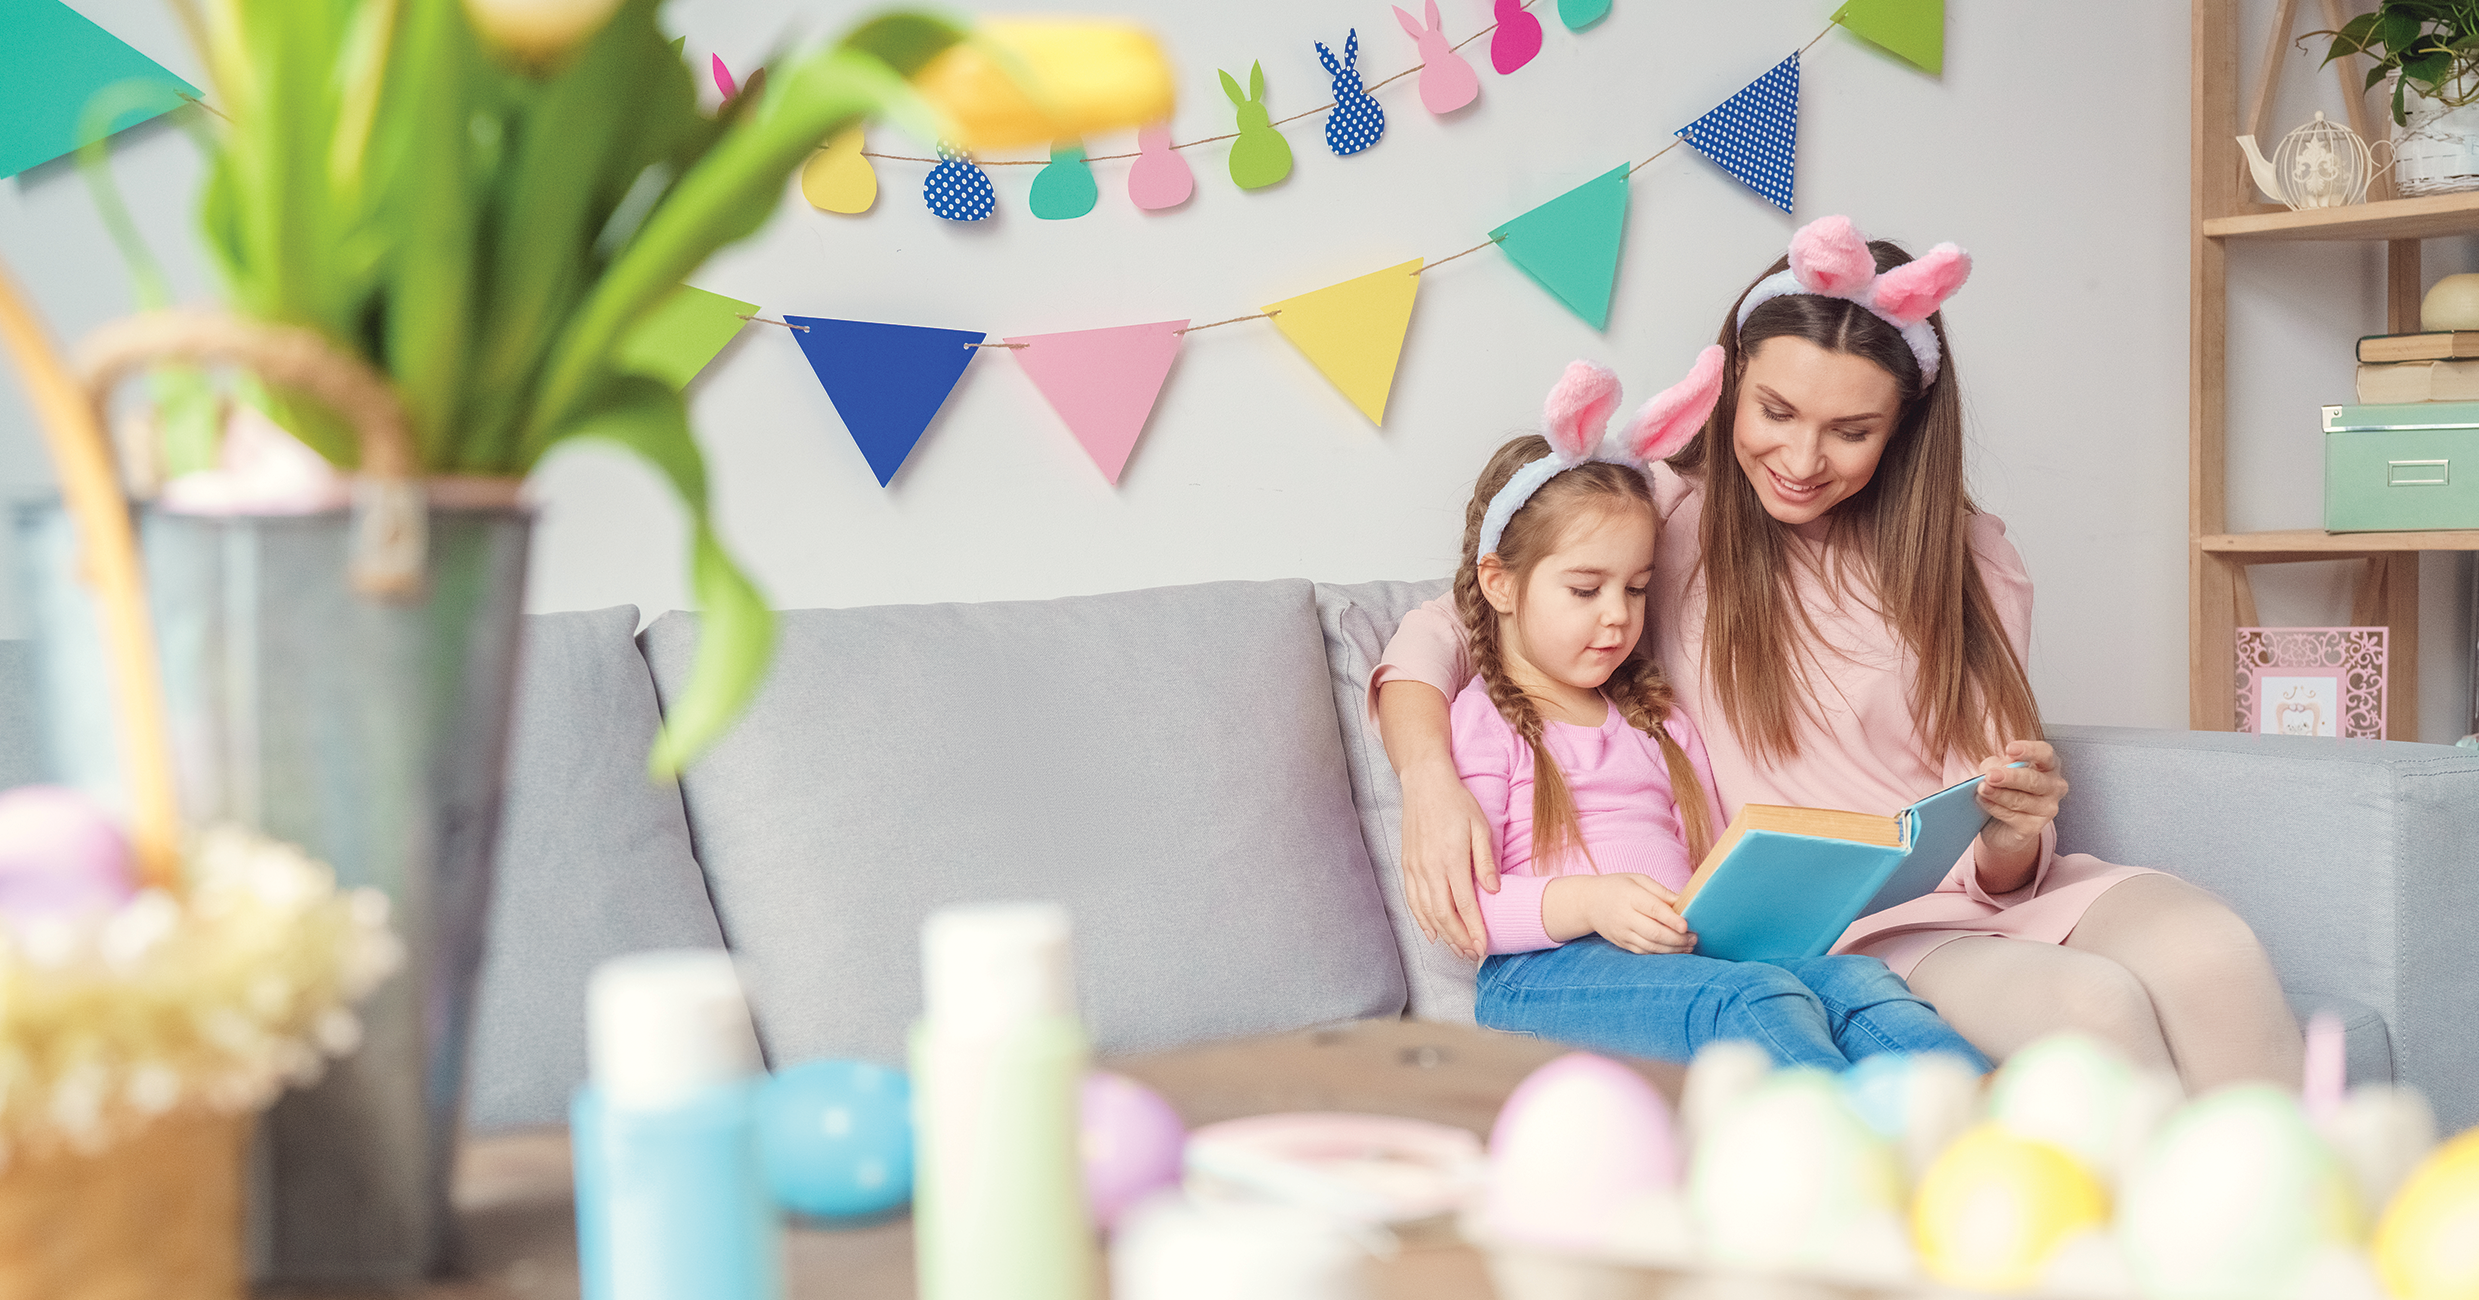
[
  {"xmin": 1734, "ymin": 215, "xmax": 1972, "ymax": 383},
  {"xmin": 1474, "ymin": 348, "xmax": 1726, "ymax": 563}
]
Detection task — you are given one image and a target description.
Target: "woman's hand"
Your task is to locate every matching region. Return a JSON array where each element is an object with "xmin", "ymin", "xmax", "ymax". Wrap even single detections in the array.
[
  {"xmin": 1578, "ymin": 874, "xmax": 1696, "ymax": 955},
  {"xmin": 1399, "ymin": 762, "xmax": 1498, "ymax": 963},
  {"xmin": 1972, "ymin": 740, "xmax": 2066, "ymax": 894}
]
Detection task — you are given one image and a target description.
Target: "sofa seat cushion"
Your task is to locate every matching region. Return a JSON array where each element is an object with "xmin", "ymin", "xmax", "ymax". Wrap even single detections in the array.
[
  {"xmin": 466, "ymin": 607, "xmax": 727, "ymax": 1130},
  {"xmin": 641, "ymin": 579, "xmax": 1406, "ymax": 1067}
]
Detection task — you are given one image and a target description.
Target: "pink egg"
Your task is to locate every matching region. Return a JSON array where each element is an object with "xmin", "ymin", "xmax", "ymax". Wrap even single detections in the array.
[
  {"xmin": 0, "ymin": 785, "xmax": 135, "ymax": 921},
  {"xmin": 1082, "ymin": 1071, "xmax": 1187, "ymax": 1232},
  {"xmin": 1485, "ymin": 1052, "xmax": 1679, "ymax": 1251}
]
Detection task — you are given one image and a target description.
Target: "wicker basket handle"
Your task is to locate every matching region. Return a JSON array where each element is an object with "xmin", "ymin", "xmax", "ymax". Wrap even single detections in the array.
[{"xmin": 76, "ymin": 310, "xmax": 427, "ymax": 600}]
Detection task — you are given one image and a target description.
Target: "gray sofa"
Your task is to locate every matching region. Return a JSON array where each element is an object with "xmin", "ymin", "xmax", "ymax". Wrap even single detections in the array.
[{"xmin": 460, "ymin": 578, "xmax": 2479, "ymax": 1135}]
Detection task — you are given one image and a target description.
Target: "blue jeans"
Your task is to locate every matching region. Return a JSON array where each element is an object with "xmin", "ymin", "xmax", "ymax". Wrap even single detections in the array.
[{"xmin": 1476, "ymin": 938, "xmax": 1990, "ymax": 1072}]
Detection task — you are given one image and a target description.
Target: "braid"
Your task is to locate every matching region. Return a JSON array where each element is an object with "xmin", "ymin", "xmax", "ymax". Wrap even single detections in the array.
[
  {"xmin": 1457, "ymin": 559, "xmax": 1592, "ymax": 874},
  {"xmin": 1606, "ymin": 654, "xmax": 1717, "ymax": 867}
]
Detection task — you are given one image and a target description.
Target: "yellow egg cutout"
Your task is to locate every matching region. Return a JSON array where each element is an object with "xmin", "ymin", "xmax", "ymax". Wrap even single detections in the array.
[
  {"xmin": 802, "ymin": 127, "xmax": 875, "ymax": 214},
  {"xmin": 1913, "ymin": 1124, "xmax": 2111, "ymax": 1293},
  {"xmin": 2376, "ymin": 1129, "xmax": 2479, "ymax": 1300}
]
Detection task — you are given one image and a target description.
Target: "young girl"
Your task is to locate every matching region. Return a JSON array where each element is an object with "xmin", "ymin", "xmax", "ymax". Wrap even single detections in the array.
[{"xmin": 1452, "ymin": 357, "xmax": 1987, "ymax": 1072}]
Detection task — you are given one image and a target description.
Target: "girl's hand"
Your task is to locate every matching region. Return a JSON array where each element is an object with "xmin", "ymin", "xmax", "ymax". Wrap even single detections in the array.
[
  {"xmin": 1585, "ymin": 874, "xmax": 1696, "ymax": 955},
  {"xmin": 1973, "ymin": 740, "xmax": 2066, "ymax": 893},
  {"xmin": 1400, "ymin": 762, "xmax": 1498, "ymax": 963}
]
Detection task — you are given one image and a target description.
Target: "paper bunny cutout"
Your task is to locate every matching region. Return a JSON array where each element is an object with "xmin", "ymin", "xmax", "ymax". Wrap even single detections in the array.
[
  {"xmin": 1394, "ymin": 1, "xmax": 1479, "ymax": 115},
  {"xmin": 1029, "ymin": 141, "xmax": 1098, "ymax": 219},
  {"xmin": 1490, "ymin": 0, "xmax": 1543, "ymax": 74},
  {"xmin": 1559, "ymin": 0, "xmax": 1612, "ymax": 31},
  {"xmin": 1740, "ymin": 216, "xmax": 1972, "ymax": 380},
  {"xmin": 1317, "ymin": 30, "xmax": 1387, "ymax": 156},
  {"xmin": 923, "ymin": 142, "xmax": 995, "ymax": 221},
  {"xmin": 1128, "ymin": 123, "xmax": 1195, "ymax": 209},
  {"xmin": 1477, "ymin": 350, "xmax": 1727, "ymax": 561},
  {"xmin": 1220, "ymin": 63, "xmax": 1294, "ymax": 189}
]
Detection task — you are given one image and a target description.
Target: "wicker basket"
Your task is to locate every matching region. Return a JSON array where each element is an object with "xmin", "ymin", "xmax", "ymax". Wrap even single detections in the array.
[{"xmin": 0, "ymin": 1112, "xmax": 251, "ymax": 1300}]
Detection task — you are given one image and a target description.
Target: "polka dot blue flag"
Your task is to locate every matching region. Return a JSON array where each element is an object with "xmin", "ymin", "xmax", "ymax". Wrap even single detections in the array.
[
  {"xmin": 1674, "ymin": 52, "xmax": 1800, "ymax": 214},
  {"xmin": 924, "ymin": 143, "xmax": 995, "ymax": 221}
]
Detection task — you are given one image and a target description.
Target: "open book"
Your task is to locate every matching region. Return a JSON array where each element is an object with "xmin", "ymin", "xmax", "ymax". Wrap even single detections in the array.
[{"xmin": 1673, "ymin": 773, "xmax": 1996, "ymax": 962}]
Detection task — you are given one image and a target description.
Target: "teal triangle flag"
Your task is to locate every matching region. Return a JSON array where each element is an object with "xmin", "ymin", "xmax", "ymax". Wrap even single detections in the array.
[
  {"xmin": 1675, "ymin": 52, "xmax": 1800, "ymax": 214},
  {"xmin": 0, "ymin": 0, "xmax": 199, "ymax": 179},
  {"xmin": 784, "ymin": 316, "xmax": 984, "ymax": 486},
  {"xmin": 1490, "ymin": 164, "xmax": 1631, "ymax": 330}
]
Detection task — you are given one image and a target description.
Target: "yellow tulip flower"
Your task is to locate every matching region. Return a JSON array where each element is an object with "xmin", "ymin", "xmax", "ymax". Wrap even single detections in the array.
[
  {"xmin": 462, "ymin": 0, "xmax": 626, "ymax": 64},
  {"xmin": 912, "ymin": 19, "xmax": 1176, "ymax": 152}
]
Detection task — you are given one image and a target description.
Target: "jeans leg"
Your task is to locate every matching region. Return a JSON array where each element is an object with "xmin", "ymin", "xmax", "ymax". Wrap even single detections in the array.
[
  {"xmin": 1478, "ymin": 939, "xmax": 1850, "ymax": 1070},
  {"xmin": 1774, "ymin": 954, "xmax": 1993, "ymax": 1072}
]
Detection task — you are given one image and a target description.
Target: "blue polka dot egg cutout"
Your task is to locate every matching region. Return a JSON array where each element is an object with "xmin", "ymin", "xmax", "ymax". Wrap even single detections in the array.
[{"xmin": 759, "ymin": 1059, "xmax": 915, "ymax": 1219}]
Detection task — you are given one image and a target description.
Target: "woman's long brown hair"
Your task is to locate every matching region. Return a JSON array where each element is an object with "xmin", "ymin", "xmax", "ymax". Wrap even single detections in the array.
[
  {"xmin": 1665, "ymin": 241, "xmax": 2040, "ymax": 764},
  {"xmin": 1455, "ymin": 437, "xmax": 1717, "ymax": 873}
]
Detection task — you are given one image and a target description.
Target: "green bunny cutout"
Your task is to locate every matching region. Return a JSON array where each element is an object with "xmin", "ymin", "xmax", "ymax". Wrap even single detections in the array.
[{"xmin": 1220, "ymin": 62, "xmax": 1293, "ymax": 190}]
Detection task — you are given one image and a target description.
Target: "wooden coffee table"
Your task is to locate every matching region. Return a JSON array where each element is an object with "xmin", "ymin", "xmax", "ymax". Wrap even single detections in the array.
[{"xmin": 272, "ymin": 1019, "xmax": 1679, "ymax": 1299}]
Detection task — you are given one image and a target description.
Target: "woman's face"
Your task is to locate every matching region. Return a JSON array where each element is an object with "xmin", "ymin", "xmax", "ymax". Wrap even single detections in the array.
[{"xmin": 1730, "ymin": 335, "xmax": 1903, "ymax": 526}]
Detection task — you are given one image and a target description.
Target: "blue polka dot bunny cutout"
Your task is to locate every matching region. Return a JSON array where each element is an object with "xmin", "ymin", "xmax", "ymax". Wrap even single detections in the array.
[
  {"xmin": 1318, "ymin": 30, "xmax": 1385, "ymax": 156},
  {"xmin": 924, "ymin": 142, "xmax": 995, "ymax": 221}
]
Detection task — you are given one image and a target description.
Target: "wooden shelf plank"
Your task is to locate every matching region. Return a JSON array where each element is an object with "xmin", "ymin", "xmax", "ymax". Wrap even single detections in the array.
[
  {"xmin": 2202, "ymin": 189, "xmax": 2479, "ymax": 241},
  {"xmin": 2198, "ymin": 528, "xmax": 2479, "ymax": 553}
]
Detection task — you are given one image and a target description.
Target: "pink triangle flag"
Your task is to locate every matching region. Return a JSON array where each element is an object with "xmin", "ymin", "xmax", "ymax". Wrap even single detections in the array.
[{"xmin": 1003, "ymin": 320, "xmax": 1188, "ymax": 484}]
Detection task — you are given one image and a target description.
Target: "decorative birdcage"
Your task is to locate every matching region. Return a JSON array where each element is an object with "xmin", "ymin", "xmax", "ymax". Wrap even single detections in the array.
[{"xmin": 2238, "ymin": 111, "xmax": 2384, "ymax": 210}]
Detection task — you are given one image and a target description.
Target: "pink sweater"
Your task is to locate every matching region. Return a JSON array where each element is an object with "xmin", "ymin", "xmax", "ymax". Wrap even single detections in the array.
[{"xmin": 1451, "ymin": 679, "xmax": 1723, "ymax": 955}]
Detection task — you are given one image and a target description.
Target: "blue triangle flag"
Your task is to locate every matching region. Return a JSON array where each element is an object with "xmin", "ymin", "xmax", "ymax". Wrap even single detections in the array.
[
  {"xmin": 786, "ymin": 316, "xmax": 984, "ymax": 486},
  {"xmin": 1674, "ymin": 52, "xmax": 1800, "ymax": 214}
]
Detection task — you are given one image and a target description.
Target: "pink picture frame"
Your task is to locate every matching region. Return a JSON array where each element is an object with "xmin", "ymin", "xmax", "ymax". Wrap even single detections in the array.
[{"xmin": 2235, "ymin": 627, "xmax": 2388, "ymax": 740}]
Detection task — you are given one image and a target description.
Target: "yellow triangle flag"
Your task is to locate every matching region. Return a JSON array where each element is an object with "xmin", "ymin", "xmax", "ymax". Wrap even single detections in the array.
[{"xmin": 1264, "ymin": 258, "xmax": 1424, "ymax": 425}]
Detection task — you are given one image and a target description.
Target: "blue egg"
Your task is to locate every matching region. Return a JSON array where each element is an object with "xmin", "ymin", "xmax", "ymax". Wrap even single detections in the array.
[
  {"xmin": 758, "ymin": 1060, "xmax": 914, "ymax": 1219},
  {"xmin": 1840, "ymin": 1053, "xmax": 1918, "ymax": 1141}
]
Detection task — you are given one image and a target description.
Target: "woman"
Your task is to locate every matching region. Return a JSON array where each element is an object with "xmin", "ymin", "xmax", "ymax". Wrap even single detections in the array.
[{"xmin": 1372, "ymin": 217, "xmax": 2300, "ymax": 1092}]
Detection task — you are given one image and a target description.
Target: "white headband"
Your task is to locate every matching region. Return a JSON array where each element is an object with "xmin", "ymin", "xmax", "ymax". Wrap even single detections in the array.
[
  {"xmin": 1475, "ymin": 349, "xmax": 1726, "ymax": 563},
  {"xmin": 1733, "ymin": 215, "xmax": 1971, "ymax": 383}
]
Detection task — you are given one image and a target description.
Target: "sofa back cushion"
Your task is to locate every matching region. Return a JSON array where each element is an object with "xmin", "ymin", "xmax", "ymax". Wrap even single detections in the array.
[
  {"xmin": 1312, "ymin": 579, "xmax": 1475, "ymax": 1022},
  {"xmin": 465, "ymin": 607, "xmax": 727, "ymax": 1130},
  {"xmin": 640, "ymin": 579, "xmax": 1405, "ymax": 1066}
]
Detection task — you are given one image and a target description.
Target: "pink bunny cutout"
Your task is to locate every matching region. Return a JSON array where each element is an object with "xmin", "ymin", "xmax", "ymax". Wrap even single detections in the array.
[
  {"xmin": 1738, "ymin": 215, "xmax": 1972, "ymax": 381},
  {"xmin": 1394, "ymin": 1, "xmax": 1480, "ymax": 115},
  {"xmin": 1477, "ymin": 351, "xmax": 1727, "ymax": 560},
  {"xmin": 1490, "ymin": 0, "xmax": 1544, "ymax": 75},
  {"xmin": 1128, "ymin": 123, "xmax": 1194, "ymax": 210}
]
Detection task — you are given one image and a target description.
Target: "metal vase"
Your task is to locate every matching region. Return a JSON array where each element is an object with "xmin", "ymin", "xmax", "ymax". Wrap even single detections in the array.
[{"xmin": 16, "ymin": 499, "xmax": 531, "ymax": 1286}]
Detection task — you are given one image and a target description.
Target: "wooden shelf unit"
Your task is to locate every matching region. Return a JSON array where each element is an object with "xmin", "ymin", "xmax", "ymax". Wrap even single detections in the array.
[{"xmin": 2192, "ymin": 0, "xmax": 2479, "ymax": 737}]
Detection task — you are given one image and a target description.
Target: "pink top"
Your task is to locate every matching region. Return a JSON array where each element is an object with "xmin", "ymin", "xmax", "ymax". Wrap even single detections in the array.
[
  {"xmin": 1450, "ymin": 680, "xmax": 1724, "ymax": 955},
  {"xmin": 1377, "ymin": 466, "xmax": 2150, "ymax": 977}
]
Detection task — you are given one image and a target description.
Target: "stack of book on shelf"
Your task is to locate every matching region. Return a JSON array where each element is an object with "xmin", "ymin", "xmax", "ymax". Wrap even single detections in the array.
[{"xmin": 2356, "ymin": 331, "xmax": 2479, "ymax": 403}]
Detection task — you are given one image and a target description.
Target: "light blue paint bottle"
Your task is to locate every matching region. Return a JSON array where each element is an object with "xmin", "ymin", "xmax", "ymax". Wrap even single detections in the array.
[{"xmin": 573, "ymin": 951, "xmax": 781, "ymax": 1300}]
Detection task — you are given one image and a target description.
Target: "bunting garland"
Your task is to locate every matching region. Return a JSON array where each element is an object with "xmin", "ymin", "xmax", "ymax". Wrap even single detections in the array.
[
  {"xmin": 1265, "ymin": 259, "xmax": 1425, "ymax": 425},
  {"xmin": 1830, "ymin": 0, "xmax": 1942, "ymax": 75},
  {"xmin": 1490, "ymin": 164, "xmax": 1630, "ymax": 330},
  {"xmin": 0, "ymin": 0, "xmax": 199, "ymax": 180},
  {"xmin": 1675, "ymin": 52, "xmax": 1802, "ymax": 214},
  {"xmin": 1005, "ymin": 321, "xmax": 1188, "ymax": 484},
  {"xmin": 786, "ymin": 317, "xmax": 984, "ymax": 486}
]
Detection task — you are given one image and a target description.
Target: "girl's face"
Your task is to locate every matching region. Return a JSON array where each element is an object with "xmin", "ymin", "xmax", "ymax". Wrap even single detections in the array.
[
  {"xmin": 1481, "ymin": 503, "xmax": 1657, "ymax": 695},
  {"xmin": 1731, "ymin": 335, "xmax": 1904, "ymax": 526}
]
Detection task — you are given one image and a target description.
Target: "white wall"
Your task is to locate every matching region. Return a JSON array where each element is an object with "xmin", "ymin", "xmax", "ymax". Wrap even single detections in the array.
[{"xmin": 2, "ymin": 0, "xmax": 2471, "ymax": 741}]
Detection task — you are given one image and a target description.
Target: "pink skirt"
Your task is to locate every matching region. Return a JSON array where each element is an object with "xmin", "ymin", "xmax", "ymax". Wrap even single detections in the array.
[{"xmin": 1831, "ymin": 853, "xmax": 2159, "ymax": 980}]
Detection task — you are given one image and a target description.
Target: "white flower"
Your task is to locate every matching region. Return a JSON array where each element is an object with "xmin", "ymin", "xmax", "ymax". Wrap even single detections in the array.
[
  {"xmin": 126, "ymin": 1064, "xmax": 181, "ymax": 1116},
  {"xmin": 99, "ymin": 891, "xmax": 181, "ymax": 969}
]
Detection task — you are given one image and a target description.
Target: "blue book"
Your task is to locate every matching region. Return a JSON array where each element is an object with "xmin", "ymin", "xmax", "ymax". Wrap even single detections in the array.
[{"xmin": 1674, "ymin": 774, "xmax": 1996, "ymax": 962}]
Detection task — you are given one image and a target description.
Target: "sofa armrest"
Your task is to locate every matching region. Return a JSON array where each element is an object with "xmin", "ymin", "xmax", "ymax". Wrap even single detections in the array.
[{"xmin": 2047, "ymin": 724, "xmax": 2479, "ymax": 1131}]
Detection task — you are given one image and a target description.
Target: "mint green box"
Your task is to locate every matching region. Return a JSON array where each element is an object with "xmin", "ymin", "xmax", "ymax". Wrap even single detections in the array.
[{"xmin": 2322, "ymin": 404, "xmax": 2479, "ymax": 531}]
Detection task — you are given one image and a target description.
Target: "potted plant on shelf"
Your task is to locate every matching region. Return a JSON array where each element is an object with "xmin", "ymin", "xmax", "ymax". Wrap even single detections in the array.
[
  {"xmin": 41, "ymin": 0, "xmax": 1173, "ymax": 1284},
  {"xmin": 2319, "ymin": 1, "xmax": 2479, "ymax": 195}
]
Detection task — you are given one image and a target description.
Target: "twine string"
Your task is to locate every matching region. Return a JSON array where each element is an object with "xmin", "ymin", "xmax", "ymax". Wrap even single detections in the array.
[
  {"xmin": 738, "ymin": 313, "xmax": 810, "ymax": 332},
  {"xmin": 1176, "ymin": 311, "xmax": 1279, "ymax": 335}
]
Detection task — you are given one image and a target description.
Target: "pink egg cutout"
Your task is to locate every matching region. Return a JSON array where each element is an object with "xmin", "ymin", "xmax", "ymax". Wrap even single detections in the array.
[
  {"xmin": 1485, "ymin": 1053, "xmax": 1679, "ymax": 1250},
  {"xmin": 1082, "ymin": 1071, "xmax": 1188, "ymax": 1231},
  {"xmin": 1128, "ymin": 123, "xmax": 1195, "ymax": 211},
  {"xmin": 0, "ymin": 785, "xmax": 136, "ymax": 920}
]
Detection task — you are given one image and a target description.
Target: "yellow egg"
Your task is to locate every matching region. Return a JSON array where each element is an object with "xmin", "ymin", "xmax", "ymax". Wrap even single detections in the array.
[
  {"xmin": 1913, "ymin": 1123, "xmax": 2111, "ymax": 1292},
  {"xmin": 802, "ymin": 126, "xmax": 876, "ymax": 215},
  {"xmin": 2422, "ymin": 273, "xmax": 2479, "ymax": 331},
  {"xmin": 2376, "ymin": 1128, "xmax": 2479, "ymax": 1300}
]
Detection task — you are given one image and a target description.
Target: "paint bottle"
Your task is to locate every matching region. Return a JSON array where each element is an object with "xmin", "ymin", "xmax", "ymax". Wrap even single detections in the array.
[
  {"xmin": 573, "ymin": 950, "xmax": 780, "ymax": 1300},
  {"xmin": 911, "ymin": 903, "xmax": 1098, "ymax": 1300}
]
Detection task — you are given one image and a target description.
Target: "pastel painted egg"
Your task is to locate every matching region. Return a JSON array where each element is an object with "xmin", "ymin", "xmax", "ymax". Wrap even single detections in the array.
[
  {"xmin": 757, "ymin": 1059, "xmax": 913, "ymax": 1218},
  {"xmin": 1678, "ymin": 1040, "xmax": 1772, "ymax": 1151},
  {"xmin": 2374, "ymin": 1127, "xmax": 2479, "ymax": 1300},
  {"xmin": 1913, "ymin": 1122, "xmax": 2111, "ymax": 1291},
  {"xmin": 1689, "ymin": 1069, "xmax": 1903, "ymax": 1270},
  {"xmin": 1484, "ymin": 1052, "xmax": 1677, "ymax": 1251},
  {"xmin": 1082, "ymin": 1071, "xmax": 1187, "ymax": 1232},
  {"xmin": 1840, "ymin": 1051, "xmax": 1984, "ymax": 1184},
  {"xmin": 2119, "ymin": 1085, "xmax": 2363, "ymax": 1300},
  {"xmin": 2320, "ymin": 1084, "xmax": 2440, "ymax": 1219},
  {"xmin": 1990, "ymin": 1032, "xmax": 2177, "ymax": 1185},
  {"xmin": 0, "ymin": 785, "xmax": 134, "ymax": 921}
]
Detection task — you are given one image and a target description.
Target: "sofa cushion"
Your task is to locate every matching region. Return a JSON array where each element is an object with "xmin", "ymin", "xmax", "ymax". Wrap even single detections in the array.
[
  {"xmin": 465, "ymin": 606, "xmax": 726, "ymax": 1131},
  {"xmin": 640, "ymin": 579, "xmax": 1405, "ymax": 1066},
  {"xmin": 1313, "ymin": 579, "xmax": 1475, "ymax": 1022},
  {"xmin": 0, "ymin": 640, "xmax": 44, "ymax": 792},
  {"xmin": 2050, "ymin": 724, "xmax": 2479, "ymax": 1132}
]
